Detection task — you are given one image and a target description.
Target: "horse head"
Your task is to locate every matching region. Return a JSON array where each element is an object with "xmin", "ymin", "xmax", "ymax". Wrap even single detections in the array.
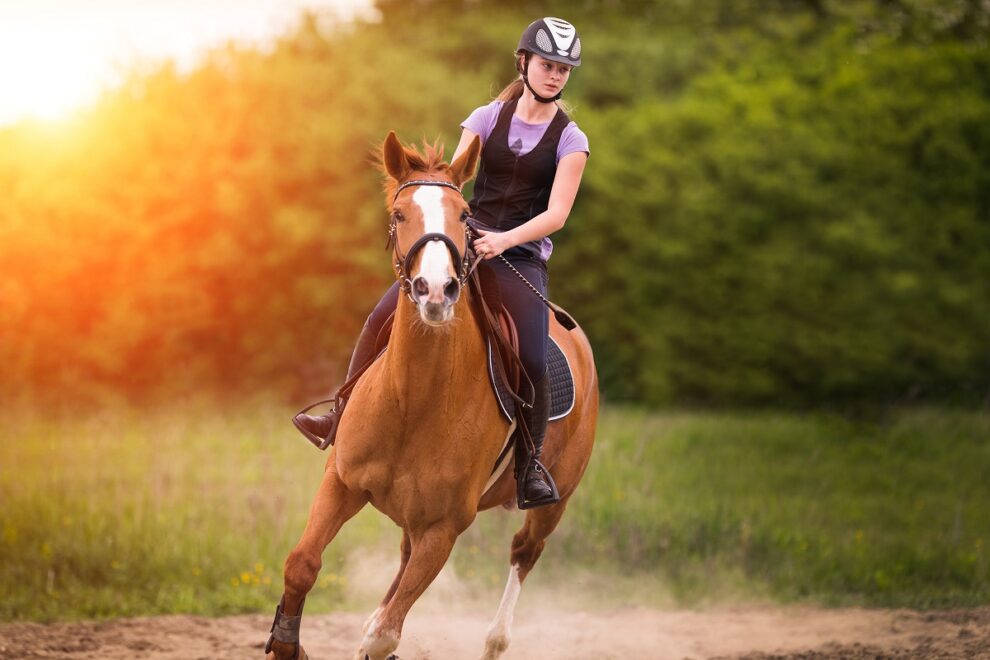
[{"xmin": 382, "ymin": 131, "xmax": 481, "ymax": 326}]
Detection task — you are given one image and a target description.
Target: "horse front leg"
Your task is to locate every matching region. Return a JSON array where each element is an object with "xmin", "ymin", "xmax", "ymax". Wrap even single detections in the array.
[
  {"xmin": 267, "ymin": 459, "xmax": 368, "ymax": 660},
  {"xmin": 361, "ymin": 530, "xmax": 412, "ymax": 641},
  {"xmin": 356, "ymin": 524, "xmax": 458, "ymax": 660},
  {"xmin": 480, "ymin": 498, "xmax": 570, "ymax": 660}
]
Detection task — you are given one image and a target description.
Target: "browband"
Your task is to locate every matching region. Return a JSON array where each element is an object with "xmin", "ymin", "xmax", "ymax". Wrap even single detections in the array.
[{"xmin": 392, "ymin": 179, "xmax": 463, "ymax": 204}]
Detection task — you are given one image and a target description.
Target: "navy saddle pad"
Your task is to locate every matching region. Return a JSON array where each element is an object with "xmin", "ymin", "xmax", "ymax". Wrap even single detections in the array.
[{"xmin": 487, "ymin": 336, "xmax": 575, "ymax": 423}]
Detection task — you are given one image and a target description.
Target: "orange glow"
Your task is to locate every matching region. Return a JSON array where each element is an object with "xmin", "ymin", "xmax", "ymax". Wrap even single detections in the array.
[{"xmin": 0, "ymin": 0, "xmax": 374, "ymax": 125}]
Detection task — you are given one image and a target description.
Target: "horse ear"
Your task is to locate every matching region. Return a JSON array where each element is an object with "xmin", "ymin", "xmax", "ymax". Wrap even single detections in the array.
[
  {"xmin": 449, "ymin": 135, "xmax": 481, "ymax": 187},
  {"xmin": 383, "ymin": 131, "xmax": 410, "ymax": 181}
]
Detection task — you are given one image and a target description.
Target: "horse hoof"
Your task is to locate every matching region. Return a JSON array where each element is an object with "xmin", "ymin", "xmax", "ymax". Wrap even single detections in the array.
[{"xmin": 267, "ymin": 645, "xmax": 307, "ymax": 660}]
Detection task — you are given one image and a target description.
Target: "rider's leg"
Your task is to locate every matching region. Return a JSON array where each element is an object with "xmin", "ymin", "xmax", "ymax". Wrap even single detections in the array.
[
  {"xmin": 293, "ymin": 281, "xmax": 401, "ymax": 446},
  {"xmin": 490, "ymin": 255, "xmax": 558, "ymax": 508},
  {"xmin": 518, "ymin": 370, "xmax": 555, "ymax": 507}
]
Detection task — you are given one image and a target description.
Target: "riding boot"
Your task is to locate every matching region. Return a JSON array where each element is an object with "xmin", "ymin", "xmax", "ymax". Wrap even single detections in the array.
[
  {"xmin": 518, "ymin": 374, "xmax": 560, "ymax": 509},
  {"xmin": 292, "ymin": 319, "xmax": 379, "ymax": 449}
]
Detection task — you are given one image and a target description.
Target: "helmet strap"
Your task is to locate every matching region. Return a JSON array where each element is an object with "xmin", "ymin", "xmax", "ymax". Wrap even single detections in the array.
[{"xmin": 518, "ymin": 53, "xmax": 561, "ymax": 104}]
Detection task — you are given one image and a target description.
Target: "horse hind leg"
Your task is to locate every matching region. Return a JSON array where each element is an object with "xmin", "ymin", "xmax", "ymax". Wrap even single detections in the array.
[
  {"xmin": 267, "ymin": 461, "xmax": 368, "ymax": 660},
  {"xmin": 480, "ymin": 499, "xmax": 569, "ymax": 660}
]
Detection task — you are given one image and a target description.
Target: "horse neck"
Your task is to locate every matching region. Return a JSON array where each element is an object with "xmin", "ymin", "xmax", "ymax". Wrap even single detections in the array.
[{"xmin": 383, "ymin": 287, "xmax": 486, "ymax": 404}]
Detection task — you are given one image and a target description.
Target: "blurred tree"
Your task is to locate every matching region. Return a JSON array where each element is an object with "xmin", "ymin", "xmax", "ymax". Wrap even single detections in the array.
[{"xmin": 0, "ymin": 2, "xmax": 988, "ymax": 409}]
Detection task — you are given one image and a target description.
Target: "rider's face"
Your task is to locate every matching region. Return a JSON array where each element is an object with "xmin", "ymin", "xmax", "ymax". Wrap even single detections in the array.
[{"xmin": 525, "ymin": 54, "xmax": 572, "ymax": 97}]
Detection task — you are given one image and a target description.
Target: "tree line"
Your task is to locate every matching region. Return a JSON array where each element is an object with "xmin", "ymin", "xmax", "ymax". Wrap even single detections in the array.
[{"xmin": 1, "ymin": 1, "xmax": 988, "ymax": 408}]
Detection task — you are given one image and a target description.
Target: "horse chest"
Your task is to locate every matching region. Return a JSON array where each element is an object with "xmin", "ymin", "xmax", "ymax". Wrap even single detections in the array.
[{"xmin": 335, "ymin": 406, "xmax": 505, "ymax": 521}]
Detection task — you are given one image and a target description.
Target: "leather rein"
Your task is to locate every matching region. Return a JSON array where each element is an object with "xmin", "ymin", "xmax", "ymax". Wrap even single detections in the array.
[{"xmin": 386, "ymin": 179, "xmax": 480, "ymax": 302}]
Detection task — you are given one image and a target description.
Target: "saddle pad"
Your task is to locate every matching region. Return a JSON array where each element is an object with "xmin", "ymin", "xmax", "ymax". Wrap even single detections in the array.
[{"xmin": 488, "ymin": 336, "xmax": 575, "ymax": 423}]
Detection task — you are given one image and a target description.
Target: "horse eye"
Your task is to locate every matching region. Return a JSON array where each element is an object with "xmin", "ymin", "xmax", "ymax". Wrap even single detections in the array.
[
  {"xmin": 459, "ymin": 210, "xmax": 469, "ymax": 223},
  {"xmin": 392, "ymin": 210, "xmax": 404, "ymax": 223}
]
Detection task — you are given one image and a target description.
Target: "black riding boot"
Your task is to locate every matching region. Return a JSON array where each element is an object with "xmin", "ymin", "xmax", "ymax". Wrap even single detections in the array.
[
  {"xmin": 293, "ymin": 319, "xmax": 379, "ymax": 449},
  {"xmin": 518, "ymin": 374, "xmax": 560, "ymax": 509}
]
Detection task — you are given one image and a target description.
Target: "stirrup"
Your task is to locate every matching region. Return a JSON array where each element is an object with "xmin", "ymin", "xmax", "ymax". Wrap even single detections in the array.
[
  {"xmin": 516, "ymin": 460, "xmax": 560, "ymax": 510},
  {"xmin": 291, "ymin": 412, "xmax": 339, "ymax": 451},
  {"xmin": 292, "ymin": 398, "xmax": 341, "ymax": 450}
]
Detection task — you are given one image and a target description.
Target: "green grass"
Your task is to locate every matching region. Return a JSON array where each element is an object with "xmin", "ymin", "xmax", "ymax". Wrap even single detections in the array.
[
  {"xmin": 596, "ymin": 408, "xmax": 990, "ymax": 606},
  {"xmin": 1, "ymin": 402, "xmax": 988, "ymax": 621}
]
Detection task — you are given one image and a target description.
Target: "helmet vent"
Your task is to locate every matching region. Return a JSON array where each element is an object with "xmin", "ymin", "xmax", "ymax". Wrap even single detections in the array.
[
  {"xmin": 571, "ymin": 37, "xmax": 581, "ymax": 59},
  {"xmin": 535, "ymin": 29, "xmax": 553, "ymax": 52},
  {"xmin": 544, "ymin": 17, "xmax": 576, "ymax": 50}
]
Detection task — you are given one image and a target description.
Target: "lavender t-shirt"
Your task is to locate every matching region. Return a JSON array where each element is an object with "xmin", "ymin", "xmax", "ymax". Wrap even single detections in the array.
[{"xmin": 461, "ymin": 100, "xmax": 589, "ymax": 261}]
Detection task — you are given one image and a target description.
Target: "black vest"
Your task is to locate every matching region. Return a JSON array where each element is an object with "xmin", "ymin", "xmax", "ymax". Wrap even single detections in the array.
[{"xmin": 469, "ymin": 98, "xmax": 571, "ymax": 259}]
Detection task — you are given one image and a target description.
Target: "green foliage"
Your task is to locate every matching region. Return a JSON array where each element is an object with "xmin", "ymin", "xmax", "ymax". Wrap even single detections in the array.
[
  {"xmin": 557, "ymin": 32, "xmax": 990, "ymax": 404},
  {"xmin": 0, "ymin": 4, "xmax": 988, "ymax": 406},
  {"xmin": 1, "ymin": 405, "xmax": 987, "ymax": 620}
]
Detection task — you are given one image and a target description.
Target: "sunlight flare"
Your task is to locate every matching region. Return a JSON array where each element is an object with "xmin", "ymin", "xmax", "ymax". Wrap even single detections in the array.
[{"xmin": 0, "ymin": 0, "xmax": 374, "ymax": 125}]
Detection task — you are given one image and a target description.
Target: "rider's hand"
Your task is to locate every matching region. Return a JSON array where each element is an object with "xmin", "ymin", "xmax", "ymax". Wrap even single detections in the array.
[{"xmin": 473, "ymin": 228, "xmax": 512, "ymax": 260}]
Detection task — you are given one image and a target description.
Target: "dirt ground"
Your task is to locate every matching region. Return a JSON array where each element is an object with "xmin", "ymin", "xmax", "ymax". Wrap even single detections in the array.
[{"xmin": 1, "ymin": 606, "xmax": 989, "ymax": 660}]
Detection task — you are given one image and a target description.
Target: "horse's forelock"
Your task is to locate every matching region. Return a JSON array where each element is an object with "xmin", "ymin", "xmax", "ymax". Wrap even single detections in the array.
[{"xmin": 379, "ymin": 137, "xmax": 453, "ymax": 209}]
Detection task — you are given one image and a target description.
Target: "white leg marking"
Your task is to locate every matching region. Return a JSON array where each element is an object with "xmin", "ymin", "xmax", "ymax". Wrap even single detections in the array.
[
  {"xmin": 357, "ymin": 614, "xmax": 399, "ymax": 660},
  {"xmin": 480, "ymin": 564, "xmax": 523, "ymax": 660},
  {"xmin": 361, "ymin": 606, "xmax": 383, "ymax": 637},
  {"xmin": 412, "ymin": 186, "xmax": 454, "ymax": 297}
]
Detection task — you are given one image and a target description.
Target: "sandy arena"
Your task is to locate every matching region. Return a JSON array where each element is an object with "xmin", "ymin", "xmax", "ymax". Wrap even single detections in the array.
[{"xmin": 2, "ymin": 606, "xmax": 989, "ymax": 659}]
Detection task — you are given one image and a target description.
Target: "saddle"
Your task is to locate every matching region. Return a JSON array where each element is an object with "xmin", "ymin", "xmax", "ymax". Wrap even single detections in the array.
[{"xmin": 470, "ymin": 261, "xmax": 575, "ymax": 422}]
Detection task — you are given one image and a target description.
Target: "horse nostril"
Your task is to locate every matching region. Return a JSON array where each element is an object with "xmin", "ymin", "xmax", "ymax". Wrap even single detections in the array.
[
  {"xmin": 412, "ymin": 276, "xmax": 429, "ymax": 300},
  {"xmin": 443, "ymin": 277, "xmax": 461, "ymax": 303}
]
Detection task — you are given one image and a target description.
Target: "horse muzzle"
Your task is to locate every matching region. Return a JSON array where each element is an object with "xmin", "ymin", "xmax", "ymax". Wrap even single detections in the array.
[{"xmin": 411, "ymin": 275, "xmax": 461, "ymax": 325}]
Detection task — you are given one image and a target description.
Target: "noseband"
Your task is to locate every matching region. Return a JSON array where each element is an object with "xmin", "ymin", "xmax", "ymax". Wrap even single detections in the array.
[{"xmin": 387, "ymin": 179, "xmax": 477, "ymax": 302}]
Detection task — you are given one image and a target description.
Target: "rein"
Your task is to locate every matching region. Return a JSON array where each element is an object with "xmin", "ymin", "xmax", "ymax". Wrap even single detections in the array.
[{"xmin": 387, "ymin": 179, "xmax": 478, "ymax": 302}]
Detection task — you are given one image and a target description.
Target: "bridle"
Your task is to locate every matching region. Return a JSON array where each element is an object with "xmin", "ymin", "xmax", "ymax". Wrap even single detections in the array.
[{"xmin": 386, "ymin": 179, "xmax": 478, "ymax": 302}]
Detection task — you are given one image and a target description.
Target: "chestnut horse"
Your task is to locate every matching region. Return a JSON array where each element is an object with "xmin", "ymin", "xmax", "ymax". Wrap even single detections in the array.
[{"xmin": 266, "ymin": 132, "xmax": 598, "ymax": 660}]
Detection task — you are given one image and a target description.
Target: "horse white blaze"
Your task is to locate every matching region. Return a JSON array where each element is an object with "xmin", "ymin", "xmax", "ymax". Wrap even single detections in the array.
[
  {"xmin": 481, "ymin": 564, "xmax": 523, "ymax": 659},
  {"xmin": 412, "ymin": 186, "xmax": 454, "ymax": 303}
]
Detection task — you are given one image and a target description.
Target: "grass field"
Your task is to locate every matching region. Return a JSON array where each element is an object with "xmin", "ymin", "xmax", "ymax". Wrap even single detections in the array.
[{"xmin": 0, "ymin": 402, "xmax": 987, "ymax": 621}]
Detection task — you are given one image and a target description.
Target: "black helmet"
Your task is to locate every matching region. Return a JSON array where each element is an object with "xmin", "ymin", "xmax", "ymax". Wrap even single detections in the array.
[{"xmin": 517, "ymin": 17, "xmax": 582, "ymax": 68}]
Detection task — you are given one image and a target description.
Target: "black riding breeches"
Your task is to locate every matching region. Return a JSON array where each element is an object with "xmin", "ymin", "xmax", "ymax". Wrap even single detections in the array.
[
  {"xmin": 357, "ymin": 255, "xmax": 549, "ymax": 385},
  {"xmin": 487, "ymin": 255, "xmax": 549, "ymax": 385}
]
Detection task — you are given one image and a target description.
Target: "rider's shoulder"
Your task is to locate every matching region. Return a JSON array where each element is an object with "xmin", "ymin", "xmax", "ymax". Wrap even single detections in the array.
[
  {"xmin": 463, "ymin": 100, "xmax": 503, "ymax": 126},
  {"xmin": 558, "ymin": 122, "xmax": 590, "ymax": 162},
  {"xmin": 475, "ymin": 99, "xmax": 504, "ymax": 117}
]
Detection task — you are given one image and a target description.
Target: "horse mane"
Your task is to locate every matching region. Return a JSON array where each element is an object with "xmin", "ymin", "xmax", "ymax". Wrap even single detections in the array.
[{"xmin": 377, "ymin": 137, "xmax": 452, "ymax": 209}]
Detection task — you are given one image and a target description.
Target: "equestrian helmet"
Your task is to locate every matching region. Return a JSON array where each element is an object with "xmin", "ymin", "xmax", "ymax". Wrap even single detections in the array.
[{"xmin": 517, "ymin": 17, "xmax": 582, "ymax": 67}]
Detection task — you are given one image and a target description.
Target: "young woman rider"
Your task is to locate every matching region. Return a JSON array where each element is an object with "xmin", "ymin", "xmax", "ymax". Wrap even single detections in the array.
[{"xmin": 294, "ymin": 17, "xmax": 589, "ymax": 509}]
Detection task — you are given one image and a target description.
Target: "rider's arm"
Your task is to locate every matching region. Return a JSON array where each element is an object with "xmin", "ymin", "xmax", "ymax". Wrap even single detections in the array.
[
  {"xmin": 452, "ymin": 128, "xmax": 481, "ymax": 163},
  {"xmin": 496, "ymin": 151, "xmax": 588, "ymax": 249}
]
